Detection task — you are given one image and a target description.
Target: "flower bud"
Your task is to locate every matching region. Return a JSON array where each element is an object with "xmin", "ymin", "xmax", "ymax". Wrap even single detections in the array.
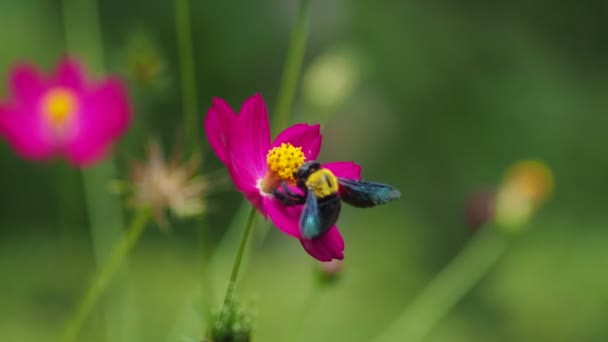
[
  {"xmin": 495, "ymin": 160, "xmax": 554, "ymax": 231},
  {"xmin": 208, "ymin": 298, "xmax": 255, "ymax": 342},
  {"xmin": 315, "ymin": 259, "xmax": 343, "ymax": 286},
  {"xmin": 120, "ymin": 29, "xmax": 169, "ymax": 92}
]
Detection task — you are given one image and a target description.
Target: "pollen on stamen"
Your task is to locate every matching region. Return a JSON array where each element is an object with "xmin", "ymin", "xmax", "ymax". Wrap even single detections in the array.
[{"xmin": 266, "ymin": 142, "xmax": 306, "ymax": 184}]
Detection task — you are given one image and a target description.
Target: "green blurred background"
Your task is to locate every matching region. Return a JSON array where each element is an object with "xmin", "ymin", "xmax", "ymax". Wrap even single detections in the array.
[{"xmin": 1, "ymin": 0, "xmax": 607, "ymax": 341}]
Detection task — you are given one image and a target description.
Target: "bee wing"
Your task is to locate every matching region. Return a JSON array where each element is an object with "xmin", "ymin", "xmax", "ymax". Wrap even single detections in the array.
[
  {"xmin": 337, "ymin": 178, "xmax": 401, "ymax": 208},
  {"xmin": 300, "ymin": 190, "xmax": 322, "ymax": 240}
]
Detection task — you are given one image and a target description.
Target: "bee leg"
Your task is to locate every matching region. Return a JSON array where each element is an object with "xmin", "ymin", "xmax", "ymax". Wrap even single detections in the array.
[{"xmin": 273, "ymin": 181, "xmax": 306, "ymax": 206}]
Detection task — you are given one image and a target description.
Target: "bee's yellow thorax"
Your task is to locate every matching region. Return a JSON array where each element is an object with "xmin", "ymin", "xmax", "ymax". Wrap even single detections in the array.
[{"xmin": 305, "ymin": 168, "xmax": 339, "ymax": 198}]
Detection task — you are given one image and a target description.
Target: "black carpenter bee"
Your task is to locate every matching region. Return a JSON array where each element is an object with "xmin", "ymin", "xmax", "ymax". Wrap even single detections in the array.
[{"xmin": 273, "ymin": 161, "xmax": 400, "ymax": 239}]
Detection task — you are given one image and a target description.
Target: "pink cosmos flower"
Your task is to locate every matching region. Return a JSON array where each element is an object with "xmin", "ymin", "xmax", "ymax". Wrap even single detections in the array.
[
  {"xmin": 205, "ymin": 94, "xmax": 361, "ymax": 261},
  {"xmin": 0, "ymin": 58, "xmax": 131, "ymax": 167}
]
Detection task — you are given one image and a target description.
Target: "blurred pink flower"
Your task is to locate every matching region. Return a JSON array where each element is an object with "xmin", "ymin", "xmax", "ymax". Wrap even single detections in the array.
[
  {"xmin": 205, "ymin": 93, "xmax": 361, "ymax": 261},
  {"xmin": 0, "ymin": 58, "xmax": 131, "ymax": 166}
]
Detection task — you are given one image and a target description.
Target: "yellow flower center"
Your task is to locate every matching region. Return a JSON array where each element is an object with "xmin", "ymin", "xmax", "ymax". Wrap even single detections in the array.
[
  {"xmin": 259, "ymin": 142, "xmax": 306, "ymax": 194},
  {"xmin": 42, "ymin": 88, "xmax": 77, "ymax": 129},
  {"xmin": 266, "ymin": 143, "xmax": 306, "ymax": 183}
]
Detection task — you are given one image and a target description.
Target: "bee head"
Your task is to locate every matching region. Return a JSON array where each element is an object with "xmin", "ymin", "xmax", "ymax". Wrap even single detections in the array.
[{"xmin": 295, "ymin": 161, "xmax": 322, "ymax": 185}]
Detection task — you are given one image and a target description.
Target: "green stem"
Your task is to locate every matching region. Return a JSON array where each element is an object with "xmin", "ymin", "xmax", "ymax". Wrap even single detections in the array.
[
  {"xmin": 58, "ymin": 209, "xmax": 151, "ymax": 342},
  {"xmin": 175, "ymin": 0, "xmax": 209, "ymax": 332},
  {"xmin": 175, "ymin": 0, "xmax": 200, "ymax": 151},
  {"xmin": 61, "ymin": 0, "xmax": 105, "ymax": 73},
  {"xmin": 373, "ymin": 226, "xmax": 513, "ymax": 342},
  {"xmin": 272, "ymin": 0, "xmax": 311, "ymax": 133},
  {"xmin": 61, "ymin": 0, "xmax": 139, "ymax": 341},
  {"xmin": 216, "ymin": 206, "xmax": 257, "ymax": 325}
]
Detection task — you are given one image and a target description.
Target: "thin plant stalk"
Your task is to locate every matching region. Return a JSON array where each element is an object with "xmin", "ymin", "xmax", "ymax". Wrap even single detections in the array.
[
  {"xmin": 175, "ymin": 0, "xmax": 200, "ymax": 151},
  {"xmin": 58, "ymin": 208, "xmax": 152, "ymax": 342},
  {"xmin": 373, "ymin": 225, "xmax": 513, "ymax": 342},
  {"xmin": 216, "ymin": 206, "xmax": 257, "ymax": 325},
  {"xmin": 61, "ymin": 0, "xmax": 138, "ymax": 341},
  {"xmin": 174, "ymin": 0, "xmax": 209, "ymax": 330},
  {"xmin": 272, "ymin": 0, "xmax": 312, "ymax": 133}
]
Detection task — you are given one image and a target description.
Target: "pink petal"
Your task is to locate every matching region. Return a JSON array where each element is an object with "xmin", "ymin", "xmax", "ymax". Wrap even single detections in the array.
[
  {"xmin": 64, "ymin": 78, "xmax": 131, "ymax": 166},
  {"xmin": 300, "ymin": 226, "xmax": 345, "ymax": 261},
  {"xmin": 228, "ymin": 94, "xmax": 271, "ymax": 193},
  {"xmin": 53, "ymin": 58, "xmax": 86, "ymax": 92},
  {"xmin": 264, "ymin": 195, "xmax": 303, "ymax": 237},
  {"xmin": 273, "ymin": 123, "xmax": 322, "ymax": 160},
  {"xmin": 324, "ymin": 161, "xmax": 362, "ymax": 180},
  {"xmin": 204, "ymin": 97, "xmax": 236, "ymax": 165},
  {"xmin": 0, "ymin": 105, "xmax": 55, "ymax": 160},
  {"xmin": 10, "ymin": 64, "xmax": 46, "ymax": 107},
  {"xmin": 244, "ymin": 190, "xmax": 266, "ymax": 217},
  {"xmin": 94, "ymin": 78, "xmax": 131, "ymax": 137}
]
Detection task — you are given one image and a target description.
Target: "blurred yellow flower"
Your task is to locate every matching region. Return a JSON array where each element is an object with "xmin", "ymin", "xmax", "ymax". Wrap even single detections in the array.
[
  {"xmin": 303, "ymin": 46, "xmax": 363, "ymax": 114},
  {"xmin": 495, "ymin": 160, "xmax": 554, "ymax": 231}
]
